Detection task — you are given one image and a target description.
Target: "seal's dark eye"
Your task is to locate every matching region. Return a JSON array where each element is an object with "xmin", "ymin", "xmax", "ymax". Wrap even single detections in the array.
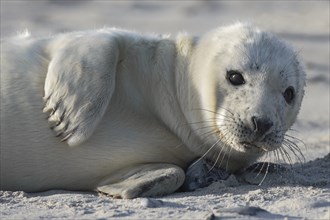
[
  {"xmin": 226, "ymin": 70, "xmax": 245, "ymax": 86},
  {"xmin": 283, "ymin": 86, "xmax": 295, "ymax": 104}
]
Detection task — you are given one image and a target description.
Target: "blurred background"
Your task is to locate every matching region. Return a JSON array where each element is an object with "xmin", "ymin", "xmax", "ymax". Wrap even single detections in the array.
[{"xmin": 1, "ymin": 0, "xmax": 329, "ymax": 159}]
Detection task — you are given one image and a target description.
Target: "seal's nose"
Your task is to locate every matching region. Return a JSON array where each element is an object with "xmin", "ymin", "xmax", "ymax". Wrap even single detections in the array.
[{"xmin": 252, "ymin": 116, "xmax": 273, "ymax": 137}]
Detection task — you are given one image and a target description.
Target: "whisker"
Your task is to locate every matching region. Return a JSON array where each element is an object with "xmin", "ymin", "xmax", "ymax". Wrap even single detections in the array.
[
  {"xmin": 274, "ymin": 149, "xmax": 281, "ymax": 165},
  {"xmin": 193, "ymin": 107, "xmax": 235, "ymax": 117},
  {"xmin": 183, "ymin": 116, "xmax": 235, "ymax": 128},
  {"xmin": 199, "ymin": 130, "xmax": 219, "ymax": 139},
  {"xmin": 248, "ymin": 162, "xmax": 262, "ymax": 174},
  {"xmin": 225, "ymin": 143, "xmax": 234, "ymax": 172},
  {"xmin": 284, "ymin": 134, "xmax": 306, "ymax": 147},
  {"xmin": 282, "ymin": 141, "xmax": 305, "ymax": 163},
  {"xmin": 189, "ymin": 139, "xmax": 221, "ymax": 169},
  {"xmin": 258, "ymin": 161, "xmax": 270, "ymax": 186},
  {"xmin": 208, "ymin": 144, "xmax": 223, "ymax": 172},
  {"xmin": 193, "ymin": 125, "xmax": 218, "ymax": 132},
  {"xmin": 283, "ymin": 137, "xmax": 305, "ymax": 155},
  {"xmin": 208, "ymin": 129, "xmax": 232, "ymax": 171},
  {"xmin": 182, "ymin": 120, "xmax": 216, "ymax": 125},
  {"xmin": 277, "ymin": 147, "xmax": 287, "ymax": 163},
  {"xmin": 191, "ymin": 108, "xmax": 235, "ymax": 120},
  {"xmin": 279, "ymin": 147, "xmax": 293, "ymax": 168},
  {"xmin": 254, "ymin": 161, "xmax": 266, "ymax": 178},
  {"xmin": 217, "ymin": 107, "xmax": 235, "ymax": 116},
  {"xmin": 283, "ymin": 138, "xmax": 301, "ymax": 152}
]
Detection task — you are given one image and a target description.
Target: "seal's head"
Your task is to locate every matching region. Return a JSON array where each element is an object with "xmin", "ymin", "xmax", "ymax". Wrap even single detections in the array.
[{"xmin": 188, "ymin": 23, "xmax": 306, "ymax": 172}]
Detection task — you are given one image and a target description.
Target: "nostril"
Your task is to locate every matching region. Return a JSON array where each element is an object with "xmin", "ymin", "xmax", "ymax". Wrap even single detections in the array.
[{"xmin": 252, "ymin": 116, "xmax": 273, "ymax": 136}]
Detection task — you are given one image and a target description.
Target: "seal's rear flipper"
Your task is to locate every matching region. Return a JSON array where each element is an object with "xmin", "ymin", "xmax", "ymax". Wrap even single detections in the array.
[{"xmin": 96, "ymin": 164, "xmax": 185, "ymax": 199}]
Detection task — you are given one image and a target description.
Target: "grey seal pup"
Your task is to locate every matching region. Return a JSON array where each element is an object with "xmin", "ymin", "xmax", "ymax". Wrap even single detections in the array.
[{"xmin": 0, "ymin": 23, "xmax": 305, "ymax": 198}]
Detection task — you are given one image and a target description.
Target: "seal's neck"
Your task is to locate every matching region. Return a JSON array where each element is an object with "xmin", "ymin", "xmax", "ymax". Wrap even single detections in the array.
[{"xmin": 160, "ymin": 34, "xmax": 206, "ymax": 157}]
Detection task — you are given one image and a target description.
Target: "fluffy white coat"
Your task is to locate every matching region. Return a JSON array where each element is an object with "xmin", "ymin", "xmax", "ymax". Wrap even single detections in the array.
[{"xmin": 0, "ymin": 23, "xmax": 305, "ymax": 198}]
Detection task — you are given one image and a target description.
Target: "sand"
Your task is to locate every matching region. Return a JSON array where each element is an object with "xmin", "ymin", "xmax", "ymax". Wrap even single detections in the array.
[{"xmin": 1, "ymin": 1, "xmax": 329, "ymax": 219}]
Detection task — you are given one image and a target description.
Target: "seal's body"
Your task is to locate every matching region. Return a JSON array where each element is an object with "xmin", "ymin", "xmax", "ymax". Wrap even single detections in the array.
[{"xmin": 0, "ymin": 23, "xmax": 305, "ymax": 198}]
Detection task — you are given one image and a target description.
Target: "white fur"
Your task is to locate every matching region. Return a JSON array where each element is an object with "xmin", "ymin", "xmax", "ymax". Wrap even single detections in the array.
[{"xmin": 0, "ymin": 23, "xmax": 305, "ymax": 197}]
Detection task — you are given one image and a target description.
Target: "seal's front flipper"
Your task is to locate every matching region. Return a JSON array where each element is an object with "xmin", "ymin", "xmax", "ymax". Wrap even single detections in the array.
[
  {"xmin": 96, "ymin": 164, "xmax": 185, "ymax": 199},
  {"xmin": 183, "ymin": 158, "xmax": 230, "ymax": 192},
  {"xmin": 43, "ymin": 34, "xmax": 120, "ymax": 146}
]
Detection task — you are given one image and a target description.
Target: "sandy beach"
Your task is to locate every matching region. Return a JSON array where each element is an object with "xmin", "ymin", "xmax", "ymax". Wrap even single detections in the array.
[{"xmin": 1, "ymin": 1, "xmax": 329, "ymax": 219}]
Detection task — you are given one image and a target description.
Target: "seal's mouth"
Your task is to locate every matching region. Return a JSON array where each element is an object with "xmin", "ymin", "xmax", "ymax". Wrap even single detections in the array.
[
  {"xmin": 240, "ymin": 141, "xmax": 269, "ymax": 153},
  {"xmin": 240, "ymin": 141, "xmax": 258, "ymax": 150}
]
